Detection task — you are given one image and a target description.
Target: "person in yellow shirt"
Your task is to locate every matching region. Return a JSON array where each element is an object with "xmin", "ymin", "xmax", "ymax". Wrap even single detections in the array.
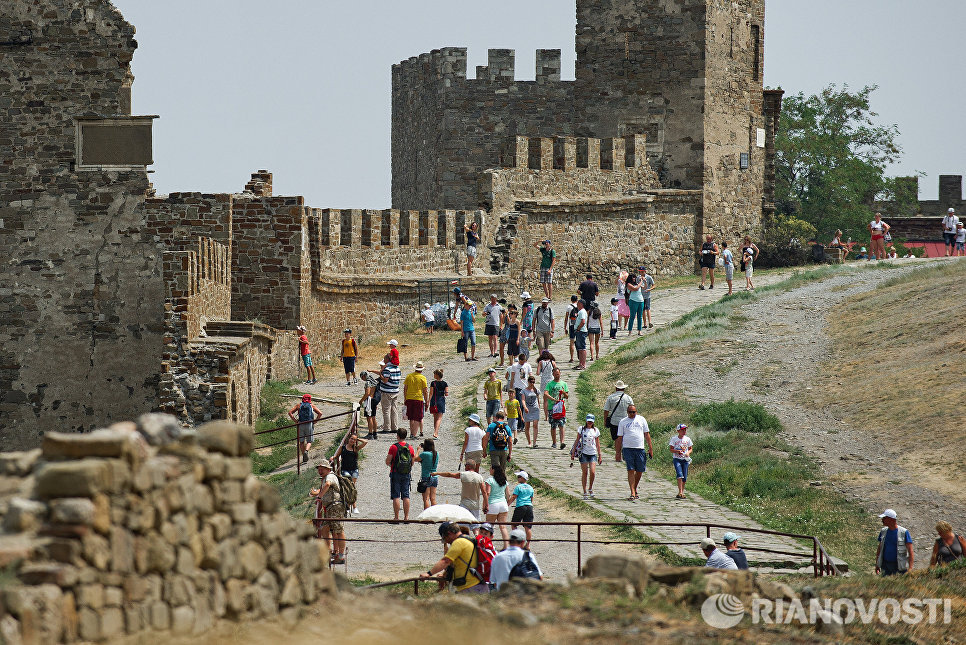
[
  {"xmin": 483, "ymin": 368, "xmax": 503, "ymax": 425},
  {"xmin": 421, "ymin": 522, "xmax": 484, "ymax": 593},
  {"xmin": 339, "ymin": 329, "xmax": 359, "ymax": 386},
  {"xmin": 505, "ymin": 394, "xmax": 521, "ymax": 436},
  {"xmin": 403, "ymin": 362, "xmax": 429, "ymax": 439}
]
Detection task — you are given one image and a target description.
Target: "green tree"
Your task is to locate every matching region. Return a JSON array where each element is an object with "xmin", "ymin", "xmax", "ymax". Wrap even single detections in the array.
[{"xmin": 774, "ymin": 84, "xmax": 903, "ymax": 240}]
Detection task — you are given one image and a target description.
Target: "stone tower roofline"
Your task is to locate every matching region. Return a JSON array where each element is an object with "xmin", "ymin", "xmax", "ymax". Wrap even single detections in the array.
[{"xmin": 392, "ymin": 47, "xmax": 568, "ymax": 85}]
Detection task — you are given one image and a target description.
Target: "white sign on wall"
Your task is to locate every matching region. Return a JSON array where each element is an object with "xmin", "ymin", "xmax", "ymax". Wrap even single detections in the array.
[{"xmin": 756, "ymin": 128, "xmax": 766, "ymax": 148}]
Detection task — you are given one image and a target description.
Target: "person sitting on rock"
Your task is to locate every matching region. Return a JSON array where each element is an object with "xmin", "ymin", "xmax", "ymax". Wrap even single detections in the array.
[
  {"xmin": 722, "ymin": 532, "xmax": 749, "ymax": 570},
  {"xmin": 701, "ymin": 537, "xmax": 738, "ymax": 570}
]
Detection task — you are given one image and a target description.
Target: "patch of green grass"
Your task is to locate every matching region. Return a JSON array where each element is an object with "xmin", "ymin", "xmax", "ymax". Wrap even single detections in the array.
[
  {"xmin": 690, "ymin": 400, "xmax": 782, "ymax": 433},
  {"xmin": 266, "ymin": 468, "xmax": 321, "ymax": 519},
  {"xmin": 251, "ymin": 380, "xmax": 301, "ymax": 475}
]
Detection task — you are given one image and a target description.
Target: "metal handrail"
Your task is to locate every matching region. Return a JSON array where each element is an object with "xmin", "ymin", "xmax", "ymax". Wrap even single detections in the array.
[
  {"xmin": 254, "ymin": 407, "xmax": 356, "ymax": 476},
  {"xmin": 360, "ymin": 574, "xmax": 445, "ymax": 596}
]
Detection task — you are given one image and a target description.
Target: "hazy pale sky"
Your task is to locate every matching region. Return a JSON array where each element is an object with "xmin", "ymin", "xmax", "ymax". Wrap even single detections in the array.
[{"xmin": 115, "ymin": 0, "xmax": 965, "ymax": 205}]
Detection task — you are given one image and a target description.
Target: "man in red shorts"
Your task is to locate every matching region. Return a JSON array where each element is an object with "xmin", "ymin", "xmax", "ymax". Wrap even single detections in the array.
[{"xmin": 402, "ymin": 361, "xmax": 429, "ymax": 439}]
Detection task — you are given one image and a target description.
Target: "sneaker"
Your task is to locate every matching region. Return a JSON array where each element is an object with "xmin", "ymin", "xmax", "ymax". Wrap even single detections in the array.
[
  {"xmin": 310, "ymin": 379, "xmax": 318, "ymax": 384},
  {"xmin": 353, "ymin": 378, "xmax": 358, "ymax": 384},
  {"xmin": 551, "ymin": 443, "xmax": 557, "ymax": 449},
  {"xmin": 709, "ymin": 284, "xmax": 714, "ymax": 289},
  {"xmin": 302, "ymin": 451, "xmax": 309, "ymax": 464},
  {"xmin": 583, "ymin": 493, "xmax": 589, "ymax": 500},
  {"xmin": 589, "ymin": 490, "xmax": 595, "ymax": 499},
  {"xmin": 559, "ymin": 443, "xmax": 565, "ymax": 450},
  {"xmin": 346, "ymin": 382, "xmax": 351, "ymax": 386},
  {"xmin": 648, "ymin": 323, "xmax": 653, "ymax": 329},
  {"xmin": 352, "ymin": 507, "xmax": 360, "ymax": 514},
  {"xmin": 698, "ymin": 285, "xmax": 705, "ymax": 290}
]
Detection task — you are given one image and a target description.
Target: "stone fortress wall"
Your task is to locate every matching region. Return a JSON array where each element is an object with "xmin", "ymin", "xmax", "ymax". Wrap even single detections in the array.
[{"xmin": 0, "ymin": 418, "xmax": 334, "ymax": 643}]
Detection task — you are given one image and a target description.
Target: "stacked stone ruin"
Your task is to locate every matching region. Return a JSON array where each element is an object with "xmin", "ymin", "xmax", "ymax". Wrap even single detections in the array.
[{"xmin": 0, "ymin": 416, "xmax": 333, "ymax": 643}]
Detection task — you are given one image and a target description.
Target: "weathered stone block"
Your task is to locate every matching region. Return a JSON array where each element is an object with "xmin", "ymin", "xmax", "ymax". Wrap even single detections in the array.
[
  {"xmin": 582, "ymin": 553, "xmax": 650, "ymax": 596},
  {"xmin": 41, "ymin": 429, "xmax": 140, "ymax": 463},
  {"xmin": 197, "ymin": 421, "xmax": 254, "ymax": 457},
  {"xmin": 48, "ymin": 498, "xmax": 95, "ymax": 526},
  {"xmin": 34, "ymin": 460, "xmax": 112, "ymax": 499},
  {"xmin": 2, "ymin": 498, "xmax": 47, "ymax": 533},
  {"xmin": 240, "ymin": 542, "xmax": 267, "ymax": 581},
  {"xmin": 0, "ymin": 450, "xmax": 40, "ymax": 477}
]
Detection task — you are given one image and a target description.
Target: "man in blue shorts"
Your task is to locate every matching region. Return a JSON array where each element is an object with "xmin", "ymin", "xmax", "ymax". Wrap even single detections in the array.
[
  {"xmin": 615, "ymin": 405, "xmax": 653, "ymax": 500},
  {"xmin": 460, "ymin": 298, "xmax": 477, "ymax": 361}
]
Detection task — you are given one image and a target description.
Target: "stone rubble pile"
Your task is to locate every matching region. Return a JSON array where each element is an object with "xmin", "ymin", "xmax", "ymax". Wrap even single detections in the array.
[{"xmin": 0, "ymin": 415, "xmax": 333, "ymax": 644}]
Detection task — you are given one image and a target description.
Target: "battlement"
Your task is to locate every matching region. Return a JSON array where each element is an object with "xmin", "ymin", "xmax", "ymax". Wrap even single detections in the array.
[
  {"xmin": 500, "ymin": 134, "xmax": 649, "ymax": 171},
  {"xmin": 393, "ymin": 47, "xmax": 569, "ymax": 86},
  {"xmin": 162, "ymin": 237, "xmax": 231, "ymax": 343},
  {"xmin": 313, "ymin": 208, "xmax": 483, "ymax": 250}
]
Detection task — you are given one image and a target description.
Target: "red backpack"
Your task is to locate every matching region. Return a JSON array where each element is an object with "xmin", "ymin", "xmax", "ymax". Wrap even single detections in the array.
[{"xmin": 474, "ymin": 534, "xmax": 497, "ymax": 583}]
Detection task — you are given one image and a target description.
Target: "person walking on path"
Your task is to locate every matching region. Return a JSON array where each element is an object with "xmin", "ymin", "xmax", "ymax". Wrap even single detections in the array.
[
  {"xmin": 338, "ymin": 329, "xmax": 359, "ymax": 386},
  {"xmin": 868, "ymin": 212, "xmax": 890, "ymax": 261},
  {"xmin": 537, "ymin": 350, "xmax": 557, "ymax": 398},
  {"xmin": 615, "ymin": 405, "xmax": 652, "ymax": 500},
  {"xmin": 298, "ymin": 332, "xmax": 317, "ymax": 385},
  {"xmin": 504, "ymin": 391, "xmax": 522, "ymax": 436},
  {"xmin": 461, "ymin": 414, "xmax": 487, "ymax": 467},
  {"xmin": 288, "ymin": 394, "xmax": 320, "ymax": 465},
  {"xmin": 535, "ymin": 239, "xmax": 556, "ymax": 300},
  {"xmin": 490, "ymin": 528, "xmax": 543, "ymax": 590},
  {"xmin": 625, "ymin": 267, "xmax": 645, "ymax": 335},
  {"xmin": 741, "ymin": 236, "xmax": 760, "ymax": 291},
  {"xmin": 497, "ymin": 301, "xmax": 510, "ymax": 367},
  {"xmin": 379, "ymin": 359, "xmax": 402, "ymax": 435},
  {"xmin": 578, "ymin": 273, "xmax": 599, "ymax": 306},
  {"xmin": 460, "ymin": 300, "xmax": 478, "ymax": 361},
  {"xmin": 359, "ymin": 370, "xmax": 381, "ymax": 439},
  {"xmin": 615, "ymin": 270, "xmax": 630, "ymax": 330},
  {"xmin": 385, "ymin": 339, "xmax": 400, "ymax": 366},
  {"xmin": 486, "ymin": 411, "xmax": 513, "ymax": 472},
  {"xmin": 505, "ymin": 309, "xmax": 520, "ymax": 358},
  {"xmin": 544, "ymin": 367, "xmax": 569, "ymax": 449},
  {"xmin": 428, "ymin": 369, "xmax": 448, "ymax": 439},
  {"xmin": 421, "ymin": 522, "xmax": 485, "ymax": 593},
  {"xmin": 609, "ymin": 297, "xmax": 620, "ymax": 339},
  {"xmin": 943, "ymin": 208, "xmax": 960, "ymax": 257},
  {"xmin": 415, "ymin": 438, "xmax": 440, "ymax": 510},
  {"xmin": 434, "ymin": 460, "xmax": 487, "ymax": 521},
  {"xmin": 929, "ymin": 521, "xmax": 966, "ymax": 568},
  {"xmin": 587, "ymin": 300, "xmax": 602, "ymax": 360},
  {"xmin": 668, "ymin": 423, "xmax": 693, "ymax": 499},
  {"xmin": 333, "ymin": 432, "xmax": 367, "ymax": 514},
  {"xmin": 640, "ymin": 267, "xmax": 655, "ymax": 330},
  {"xmin": 721, "ymin": 242, "xmax": 735, "ymax": 295},
  {"xmin": 698, "ymin": 234, "xmax": 718, "ymax": 290},
  {"xmin": 571, "ymin": 414, "xmax": 602, "ymax": 499},
  {"xmin": 521, "ymin": 375, "xmax": 542, "ymax": 448},
  {"xmin": 386, "ymin": 429, "xmax": 416, "ymax": 522},
  {"xmin": 465, "ymin": 221, "xmax": 480, "ymax": 276},
  {"xmin": 509, "ymin": 470, "xmax": 535, "ymax": 547},
  {"xmin": 875, "ymin": 508, "xmax": 914, "ymax": 575},
  {"xmin": 602, "ymin": 380, "xmax": 633, "ymax": 444},
  {"xmin": 483, "ymin": 295, "xmax": 503, "ymax": 358},
  {"xmin": 507, "ymin": 353, "xmax": 532, "ymax": 403},
  {"xmin": 520, "ymin": 292, "xmax": 535, "ymax": 337},
  {"xmin": 533, "ymin": 297, "xmax": 555, "ymax": 352},
  {"xmin": 565, "ymin": 295, "xmax": 579, "ymax": 361},
  {"xmin": 403, "ymin": 362, "xmax": 429, "ymax": 438},
  {"xmin": 701, "ymin": 537, "xmax": 739, "ymax": 570},
  {"xmin": 484, "ymin": 465, "xmax": 511, "ymax": 549},
  {"xmin": 573, "ymin": 299, "xmax": 589, "ymax": 369},
  {"xmin": 956, "ymin": 222, "xmax": 966, "ymax": 257},
  {"xmin": 421, "ymin": 303, "xmax": 436, "ymax": 333},
  {"xmin": 484, "ymin": 368, "xmax": 503, "ymax": 424},
  {"xmin": 722, "ymin": 532, "xmax": 749, "ymax": 570},
  {"xmin": 311, "ymin": 459, "xmax": 346, "ymax": 564}
]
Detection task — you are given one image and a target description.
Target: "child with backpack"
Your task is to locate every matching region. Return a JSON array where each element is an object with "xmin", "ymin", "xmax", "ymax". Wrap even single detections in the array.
[
  {"xmin": 385, "ymin": 428, "xmax": 415, "ymax": 522},
  {"xmin": 288, "ymin": 394, "xmax": 321, "ymax": 465},
  {"xmin": 486, "ymin": 411, "xmax": 513, "ymax": 472}
]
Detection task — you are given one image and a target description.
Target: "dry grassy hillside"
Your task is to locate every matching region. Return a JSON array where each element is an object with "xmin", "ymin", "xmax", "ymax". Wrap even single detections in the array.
[{"xmin": 819, "ymin": 261, "xmax": 966, "ymax": 500}]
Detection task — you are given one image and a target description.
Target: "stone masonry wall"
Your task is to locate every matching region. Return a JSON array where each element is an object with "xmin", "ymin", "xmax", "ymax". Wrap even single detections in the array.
[
  {"xmin": 145, "ymin": 193, "xmax": 233, "ymax": 250},
  {"xmin": 0, "ymin": 418, "xmax": 334, "ymax": 643},
  {"xmin": 0, "ymin": 0, "xmax": 166, "ymax": 446},
  {"xmin": 500, "ymin": 192, "xmax": 701, "ymax": 294}
]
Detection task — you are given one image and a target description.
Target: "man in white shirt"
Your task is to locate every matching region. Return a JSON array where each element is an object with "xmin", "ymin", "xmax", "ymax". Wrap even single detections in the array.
[
  {"xmin": 507, "ymin": 354, "xmax": 532, "ymax": 403},
  {"xmin": 701, "ymin": 537, "xmax": 739, "ymax": 570},
  {"xmin": 489, "ymin": 528, "xmax": 543, "ymax": 590},
  {"xmin": 942, "ymin": 208, "xmax": 960, "ymax": 257},
  {"xmin": 615, "ymin": 406, "xmax": 653, "ymax": 500},
  {"xmin": 483, "ymin": 295, "xmax": 503, "ymax": 358}
]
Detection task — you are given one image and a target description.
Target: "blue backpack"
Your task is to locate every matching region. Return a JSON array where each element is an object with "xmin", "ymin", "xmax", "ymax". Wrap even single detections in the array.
[{"xmin": 298, "ymin": 402, "xmax": 314, "ymax": 424}]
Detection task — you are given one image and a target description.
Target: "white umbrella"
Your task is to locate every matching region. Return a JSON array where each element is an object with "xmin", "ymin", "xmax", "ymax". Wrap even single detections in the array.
[{"xmin": 416, "ymin": 504, "xmax": 478, "ymax": 523}]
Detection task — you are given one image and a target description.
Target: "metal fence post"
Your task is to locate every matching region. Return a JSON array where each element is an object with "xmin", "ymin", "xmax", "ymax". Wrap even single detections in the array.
[{"xmin": 576, "ymin": 524, "xmax": 582, "ymax": 576}]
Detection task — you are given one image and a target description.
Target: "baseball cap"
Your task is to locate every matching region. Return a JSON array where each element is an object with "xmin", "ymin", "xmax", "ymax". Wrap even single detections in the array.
[
  {"xmin": 515, "ymin": 470, "xmax": 529, "ymax": 481},
  {"xmin": 509, "ymin": 528, "xmax": 527, "ymax": 542},
  {"xmin": 722, "ymin": 532, "xmax": 740, "ymax": 544},
  {"xmin": 586, "ymin": 414, "xmax": 596, "ymax": 422},
  {"xmin": 677, "ymin": 423, "xmax": 688, "ymax": 431},
  {"xmin": 487, "ymin": 367, "xmax": 496, "ymax": 373},
  {"xmin": 424, "ymin": 302, "xmax": 431, "ymax": 308},
  {"xmin": 468, "ymin": 413, "xmax": 481, "ymax": 424},
  {"xmin": 700, "ymin": 537, "xmax": 717, "ymax": 550},
  {"xmin": 491, "ymin": 293, "xmax": 498, "ymax": 299},
  {"xmin": 302, "ymin": 394, "xmax": 312, "ymax": 402},
  {"xmin": 879, "ymin": 509, "xmax": 897, "ymax": 519},
  {"xmin": 343, "ymin": 329, "xmax": 351, "ymax": 334},
  {"xmin": 543, "ymin": 239, "xmax": 551, "ymax": 244},
  {"xmin": 860, "ymin": 247, "xmax": 867, "ymax": 252},
  {"xmin": 638, "ymin": 266, "xmax": 646, "ymax": 271},
  {"xmin": 438, "ymin": 521, "xmax": 455, "ymax": 538},
  {"xmin": 520, "ymin": 291, "xmax": 531, "ymax": 299},
  {"xmin": 542, "ymin": 297, "xmax": 551, "ymax": 303},
  {"xmin": 480, "ymin": 522, "xmax": 494, "ymax": 533},
  {"xmin": 378, "ymin": 361, "xmax": 386, "ymax": 367},
  {"xmin": 950, "ymin": 208, "xmax": 956, "ymax": 213},
  {"xmin": 388, "ymin": 339, "xmax": 398, "ymax": 346}
]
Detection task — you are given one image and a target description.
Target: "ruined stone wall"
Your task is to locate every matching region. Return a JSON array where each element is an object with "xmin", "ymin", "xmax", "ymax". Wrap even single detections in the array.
[
  {"xmin": 500, "ymin": 192, "xmax": 701, "ymax": 294},
  {"xmin": 0, "ymin": 419, "xmax": 333, "ymax": 643},
  {"xmin": 391, "ymin": 48, "xmax": 576, "ymax": 211},
  {"xmin": 700, "ymin": 0, "xmax": 766, "ymax": 243},
  {"xmin": 0, "ymin": 0, "xmax": 165, "ymax": 446},
  {"xmin": 145, "ymin": 193, "xmax": 233, "ymax": 250}
]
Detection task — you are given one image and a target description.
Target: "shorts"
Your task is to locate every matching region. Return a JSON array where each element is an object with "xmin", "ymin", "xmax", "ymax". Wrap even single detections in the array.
[
  {"xmin": 298, "ymin": 423, "xmax": 314, "ymax": 443},
  {"xmin": 465, "ymin": 450, "xmax": 484, "ymax": 467},
  {"xmin": 958, "ymin": 242, "xmax": 965, "ymax": 251},
  {"xmin": 621, "ymin": 447, "xmax": 648, "ymax": 472},
  {"xmin": 430, "ymin": 399, "xmax": 446, "ymax": 414},
  {"xmin": 642, "ymin": 298, "xmax": 651, "ymax": 312},
  {"xmin": 421, "ymin": 475, "xmax": 439, "ymax": 489},
  {"xmin": 302, "ymin": 354, "xmax": 313, "ymax": 367},
  {"xmin": 463, "ymin": 329, "xmax": 477, "ymax": 347},
  {"xmin": 484, "ymin": 324, "xmax": 499, "ymax": 337},
  {"xmin": 485, "ymin": 399, "xmax": 501, "ymax": 419},
  {"xmin": 745, "ymin": 263, "xmax": 754, "ymax": 279},
  {"xmin": 363, "ymin": 398, "xmax": 379, "ymax": 418},
  {"xmin": 489, "ymin": 449, "xmax": 508, "ymax": 471},
  {"xmin": 341, "ymin": 469, "xmax": 359, "ymax": 480},
  {"xmin": 673, "ymin": 458, "xmax": 689, "ymax": 481},
  {"xmin": 549, "ymin": 417, "xmax": 565, "ymax": 430},
  {"xmin": 424, "ymin": 321, "xmax": 434, "ymax": 329},
  {"xmin": 507, "ymin": 418, "xmax": 519, "ymax": 433},
  {"xmin": 466, "ymin": 245, "xmax": 478, "ymax": 258},
  {"xmin": 405, "ymin": 399, "xmax": 424, "ymax": 421},
  {"xmin": 944, "ymin": 232, "xmax": 957, "ymax": 246},
  {"xmin": 574, "ymin": 332, "xmax": 588, "ymax": 351},
  {"xmin": 578, "ymin": 453, "xmax": 598, "ymax": 464},
  {"xmin": 320, "ymin": 502, "xmax": 344, "ymax": 533},
  {"xmin": 540, "ymin": 267, "xmax": 553, "ymax": 284},
  {"xmin": 725, "ymin": 264, "xmax": 734, "ymax": 281},
  {"xmin": 608, "ymin": 425, "xmax": 619, "ymax": 442},
  {"xmin": 700, "ymin": 258, "xmax": 715, "ymax": 269},
  {"xmin": 390, "ymin": 473, "xmax": 411, "ymax": 500},
  {"xmin": 488, "ymin": 499, "xmax": 509, "ymax": 515},
  {"xmin": 568, "ymin": 327, "xmax": 576, "ymax": 340},
  {"xmin": 342, "ymin": 356, "xmax": 355, "ymax": 374},
  {"xmin": 511, "ymin": 505, "xmax": 534, "ymax": 528},
  {"xmin": 459, "ymin": 500, "xmax": 482, "ymax": 521}
]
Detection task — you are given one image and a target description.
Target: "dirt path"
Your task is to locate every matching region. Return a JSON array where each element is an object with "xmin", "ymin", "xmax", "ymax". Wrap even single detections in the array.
[{"xmin": 649, "ymin": 258, "xmax": 964, "ymax": 545}]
